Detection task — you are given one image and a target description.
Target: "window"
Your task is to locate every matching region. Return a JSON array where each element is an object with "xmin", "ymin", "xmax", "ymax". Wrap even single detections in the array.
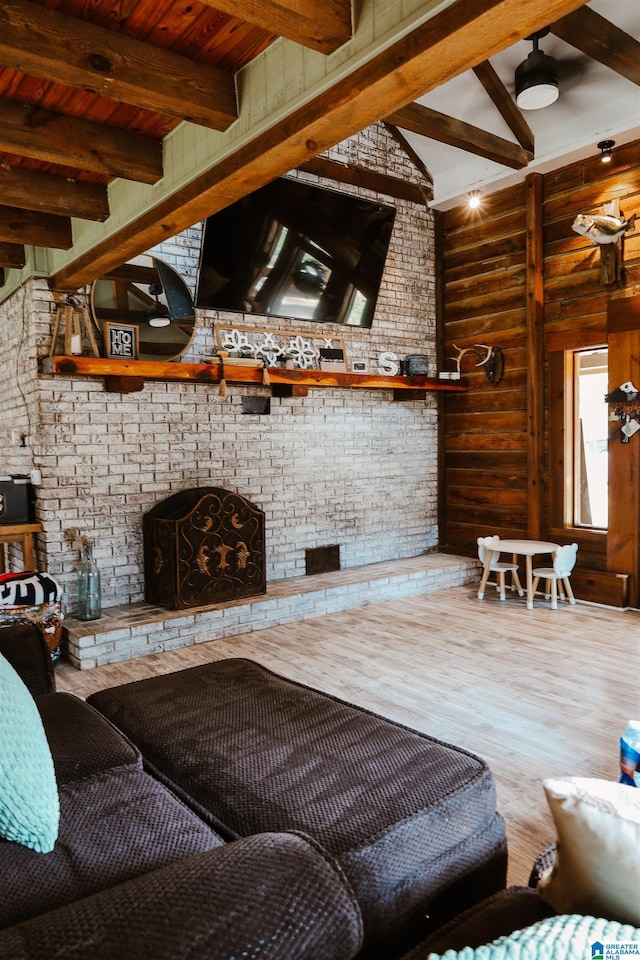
[{"xmin": 566, "ymin": 346, "xmax": 608, "ymax": 529}]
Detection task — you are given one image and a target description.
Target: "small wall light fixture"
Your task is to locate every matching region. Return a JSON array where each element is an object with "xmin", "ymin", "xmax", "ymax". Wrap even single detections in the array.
[
  {"xmin": 468, "ymin": 190, "xmax": 482, "ymax": 210},
  {"xmin": 598, "ymin": 139, "xmax": 615, "ymax": 163}
]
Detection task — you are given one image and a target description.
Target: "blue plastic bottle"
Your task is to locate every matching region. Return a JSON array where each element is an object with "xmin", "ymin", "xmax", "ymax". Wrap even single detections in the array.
[{"xmin": 619, "ymin": 721, "xmax": 640, "ymax": 787}]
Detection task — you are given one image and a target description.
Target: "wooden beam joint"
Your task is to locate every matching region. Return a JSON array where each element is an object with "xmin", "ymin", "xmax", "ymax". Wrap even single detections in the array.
[{"xmin": 298, "ymin": 155, "xmax": 431, "ymax": 204}]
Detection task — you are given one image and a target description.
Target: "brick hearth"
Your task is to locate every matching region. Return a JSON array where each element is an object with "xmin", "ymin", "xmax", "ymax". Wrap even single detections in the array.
[{"xmin": 62, "ymin": 554, "xmax": 478, "ymax": 669}]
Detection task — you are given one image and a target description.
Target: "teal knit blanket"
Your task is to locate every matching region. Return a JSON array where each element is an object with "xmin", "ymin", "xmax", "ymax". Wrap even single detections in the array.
[{"xmin": 427, "ymin": 913, "xmax": 640, "ymax": 960}]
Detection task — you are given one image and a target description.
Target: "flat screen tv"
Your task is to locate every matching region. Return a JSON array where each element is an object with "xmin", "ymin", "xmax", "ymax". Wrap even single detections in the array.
[{"xmin": 195, "ymin": 177, "xmax": 396, "ymax": 327}]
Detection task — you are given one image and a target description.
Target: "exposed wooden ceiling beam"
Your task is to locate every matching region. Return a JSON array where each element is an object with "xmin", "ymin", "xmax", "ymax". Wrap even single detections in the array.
[
  {"xmin": 551, "ymin": 7, "xmax": 640, "ymax": 86},
  {"xmin": 383, "ymin": 123, "xmax": 434, "ymax": 195},
  {"xmin": 0, "ymin": 0, "xmax": 238, "ymax": 130},
  {"xmin": 0, "ymin": 242, "xmax": 26, "ymax": 269},
  {"xmin": 198, "ymin": 0, "xmax": 352, "ymax": 55},
  {"xmin": 102, "ymin": 264, "xmax": 157, "ymax": 285},
  {"xmin": 0, "ymin": 166, "xmax": 109, "ymax": 222},
  {"xmin": 386, "ymin": 102, "xmax": 533, "ymax": 170},
  {"xmin": 0, "ymin": 206, "xmax": 72, "ymax": 249},
  {"xmin": 51, "ymin": 0, "xmax": 587, "ymax": 289},
  {"xmin": 0, "ymin": 101, "xmax": 163, "ymax": 184},
  {"xmin": 297, "ymin": 156, "xmax": 431, "ymax": 204},
  {"xmin": 472, "ymin": 60, "xmax": 535, "ymax": 154}
]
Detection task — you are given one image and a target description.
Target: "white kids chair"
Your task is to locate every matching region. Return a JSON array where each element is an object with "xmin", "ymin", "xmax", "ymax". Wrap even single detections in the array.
[
  {"xmin": 477, "ymin": 535, "xmax": 524, "ymax": 602},
  {"xmin": 532, "ymin": 543, "xmax": 578, "ymax": 609}
]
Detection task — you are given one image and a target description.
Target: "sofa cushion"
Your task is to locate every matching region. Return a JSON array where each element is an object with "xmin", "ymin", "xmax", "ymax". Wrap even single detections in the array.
[
  {"xmin": 0, "ymin": 654, "xmax": 59, "ymax": 854},
  {"xmin": 36, "ymin": 693, "xmax": 141, "ymax": 785},
  {"xmin": 0, "ymin": 833, "xmax": 363, "ymax": 960},
  {"xmin": 88, "ymin": 658, "xmax": 507, "ymax": 949},
  {"xmin": 0, "ymin": 765, "xmax": 225, "ymax": 928}
]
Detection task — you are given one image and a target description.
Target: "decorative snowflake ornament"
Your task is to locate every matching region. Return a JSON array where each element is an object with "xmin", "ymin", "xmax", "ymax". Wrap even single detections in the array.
[
  {"xmin": 254, "ymin": 332, "xmax": 285, "ymax": 366},
  {"xmin": 220, "ymin": 328, "xmax": 253, "ymax": 353},
  {"xmin": 287, "ymin": 335, "xmax": 317, "ymax": 369}
]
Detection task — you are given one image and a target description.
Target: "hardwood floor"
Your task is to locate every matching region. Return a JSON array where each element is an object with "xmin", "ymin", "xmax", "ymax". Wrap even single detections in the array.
[{"xmin": 56, "ymin": 584, "xmax": 640, "ymax": 888}]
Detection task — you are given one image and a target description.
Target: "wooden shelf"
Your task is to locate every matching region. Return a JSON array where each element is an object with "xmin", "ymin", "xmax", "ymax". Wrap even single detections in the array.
[{"xmin": 41, "ymin": 356, "xmax": 467, "ymax": 396}]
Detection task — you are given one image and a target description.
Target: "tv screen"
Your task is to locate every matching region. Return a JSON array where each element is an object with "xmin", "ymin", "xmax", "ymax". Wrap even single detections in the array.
[{"xmin": 196, "ymin": 178, "xmax": 396, "ymax": 327}]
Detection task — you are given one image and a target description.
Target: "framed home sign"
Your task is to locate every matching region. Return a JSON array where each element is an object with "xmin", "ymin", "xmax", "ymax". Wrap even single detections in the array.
[{"xmin": 104, "ymin": 321, "xmax": 139, "ymax": 360}]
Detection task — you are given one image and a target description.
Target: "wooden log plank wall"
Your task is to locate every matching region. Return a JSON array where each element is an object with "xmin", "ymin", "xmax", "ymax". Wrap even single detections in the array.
[{"xmin": 439, "ymin": 138, "xmax": 640, "ymax": 608}]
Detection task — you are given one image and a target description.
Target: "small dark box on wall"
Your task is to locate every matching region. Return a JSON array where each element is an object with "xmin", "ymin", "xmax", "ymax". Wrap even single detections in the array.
[
  {"xmin": 305, "ymin": 544, "xmax": 341, "ymax": 576},
  {"xmin": 0, "ymin": 475, "xmax": 35, "ymax": 524}
]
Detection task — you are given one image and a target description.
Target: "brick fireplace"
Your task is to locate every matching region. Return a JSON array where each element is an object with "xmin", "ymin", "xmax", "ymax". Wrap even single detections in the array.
[{"xmin": 2, "ymin": 123, "xmax": 453, "ymax": 668}]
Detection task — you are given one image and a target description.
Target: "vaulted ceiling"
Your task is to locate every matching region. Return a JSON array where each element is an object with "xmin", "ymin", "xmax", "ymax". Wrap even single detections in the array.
[
  {"xmin": 405, "ymin": 0, "xmax": 640, "ymax": 208},
  {"xmin": 0, "ymin": 0, "xmax": 636, "ymax": 296}
]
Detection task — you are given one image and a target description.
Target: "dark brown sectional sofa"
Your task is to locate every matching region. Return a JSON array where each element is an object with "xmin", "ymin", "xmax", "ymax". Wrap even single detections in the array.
[
  {"xmin": 0, "ymin": 624, "xmax": 362, "ymax": 960},
  {"xmin": 0, "ymin": 623, "xmax": 509, "ymax": 960}
]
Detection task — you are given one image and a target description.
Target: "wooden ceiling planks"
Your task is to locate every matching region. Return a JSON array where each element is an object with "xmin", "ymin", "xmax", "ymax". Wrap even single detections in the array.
[
  {"xmin": 35, "ymin": 0, "xmax": 272, "ymax": 69},
  {"xmin": 196, "ymin": 0, "xmax": 351, "ymax": 54},
  {"xmin": 0, "ymin": 0, "xmax": 239, "ymax": 130},
  {"xmin": 0, "ymin": 0, "xmax": 273, "ymax": 175},
  {"xmin": 0, "ymin": 0, "xmax": 279, "ymax": 252}
]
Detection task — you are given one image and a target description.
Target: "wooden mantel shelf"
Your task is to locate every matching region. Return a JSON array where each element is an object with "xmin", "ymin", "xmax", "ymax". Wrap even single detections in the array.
[{"xmin": 42, "ymin": 356, "xmax": 467, "ymax": 397}]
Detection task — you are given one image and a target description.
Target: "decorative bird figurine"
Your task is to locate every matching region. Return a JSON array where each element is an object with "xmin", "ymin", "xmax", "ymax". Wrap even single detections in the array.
[{"xmin": 571, "ymin": 212, "xmax": 636, "ymax": 246}]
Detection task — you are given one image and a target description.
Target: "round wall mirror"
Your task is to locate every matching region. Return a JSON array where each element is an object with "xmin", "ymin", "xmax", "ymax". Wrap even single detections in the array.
[{"xmin": 90, "ymin": 255, "xmax": 196, "ymax": 361}]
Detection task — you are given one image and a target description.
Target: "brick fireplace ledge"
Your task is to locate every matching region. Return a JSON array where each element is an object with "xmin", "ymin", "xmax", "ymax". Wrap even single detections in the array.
[{"xmin": 62, "ymin": 553, "xmax": 479, "ymax": 670}]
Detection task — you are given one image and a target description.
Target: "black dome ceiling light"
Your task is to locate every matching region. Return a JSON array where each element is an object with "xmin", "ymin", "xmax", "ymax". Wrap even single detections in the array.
[{"xmin": 515, "ymin": 28, "xmax": 559, "ymax": 110}]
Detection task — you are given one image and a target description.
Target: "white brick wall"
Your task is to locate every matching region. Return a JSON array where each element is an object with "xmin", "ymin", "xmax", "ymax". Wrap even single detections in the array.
[
  {"xmin": 1, "ymin": 123, "xmax": 439, "ymax": 618},
  {"xmin": 147, "ymin": 223, "xmax": 203, "ymax": 297}
]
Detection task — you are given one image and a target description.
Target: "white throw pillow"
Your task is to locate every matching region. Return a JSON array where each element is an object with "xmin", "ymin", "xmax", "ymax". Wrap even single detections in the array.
[{"xmin": 539, "ymin": 777, "xmax": 640, "ymax": 925}]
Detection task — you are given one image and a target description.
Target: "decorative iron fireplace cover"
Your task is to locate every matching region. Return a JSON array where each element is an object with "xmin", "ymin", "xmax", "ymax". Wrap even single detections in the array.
[{"xmin": 143, "ymin": 487, "xmax": 266, "ymax": 610}]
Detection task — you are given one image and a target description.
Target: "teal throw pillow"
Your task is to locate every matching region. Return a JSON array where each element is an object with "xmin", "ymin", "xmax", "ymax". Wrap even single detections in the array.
[
  {"xmin": 0, "ymin": 653, "xmax": 59, "ymax": 852},
  {"xmin": 426, "ymin": 914, "xmax": 640, "ymax": 960}
]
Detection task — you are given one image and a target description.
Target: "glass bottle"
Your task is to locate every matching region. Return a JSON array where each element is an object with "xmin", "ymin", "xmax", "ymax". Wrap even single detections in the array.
[{"xmin": 77, "ymin": 541, "xmax": 101, "ymax": 621}]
